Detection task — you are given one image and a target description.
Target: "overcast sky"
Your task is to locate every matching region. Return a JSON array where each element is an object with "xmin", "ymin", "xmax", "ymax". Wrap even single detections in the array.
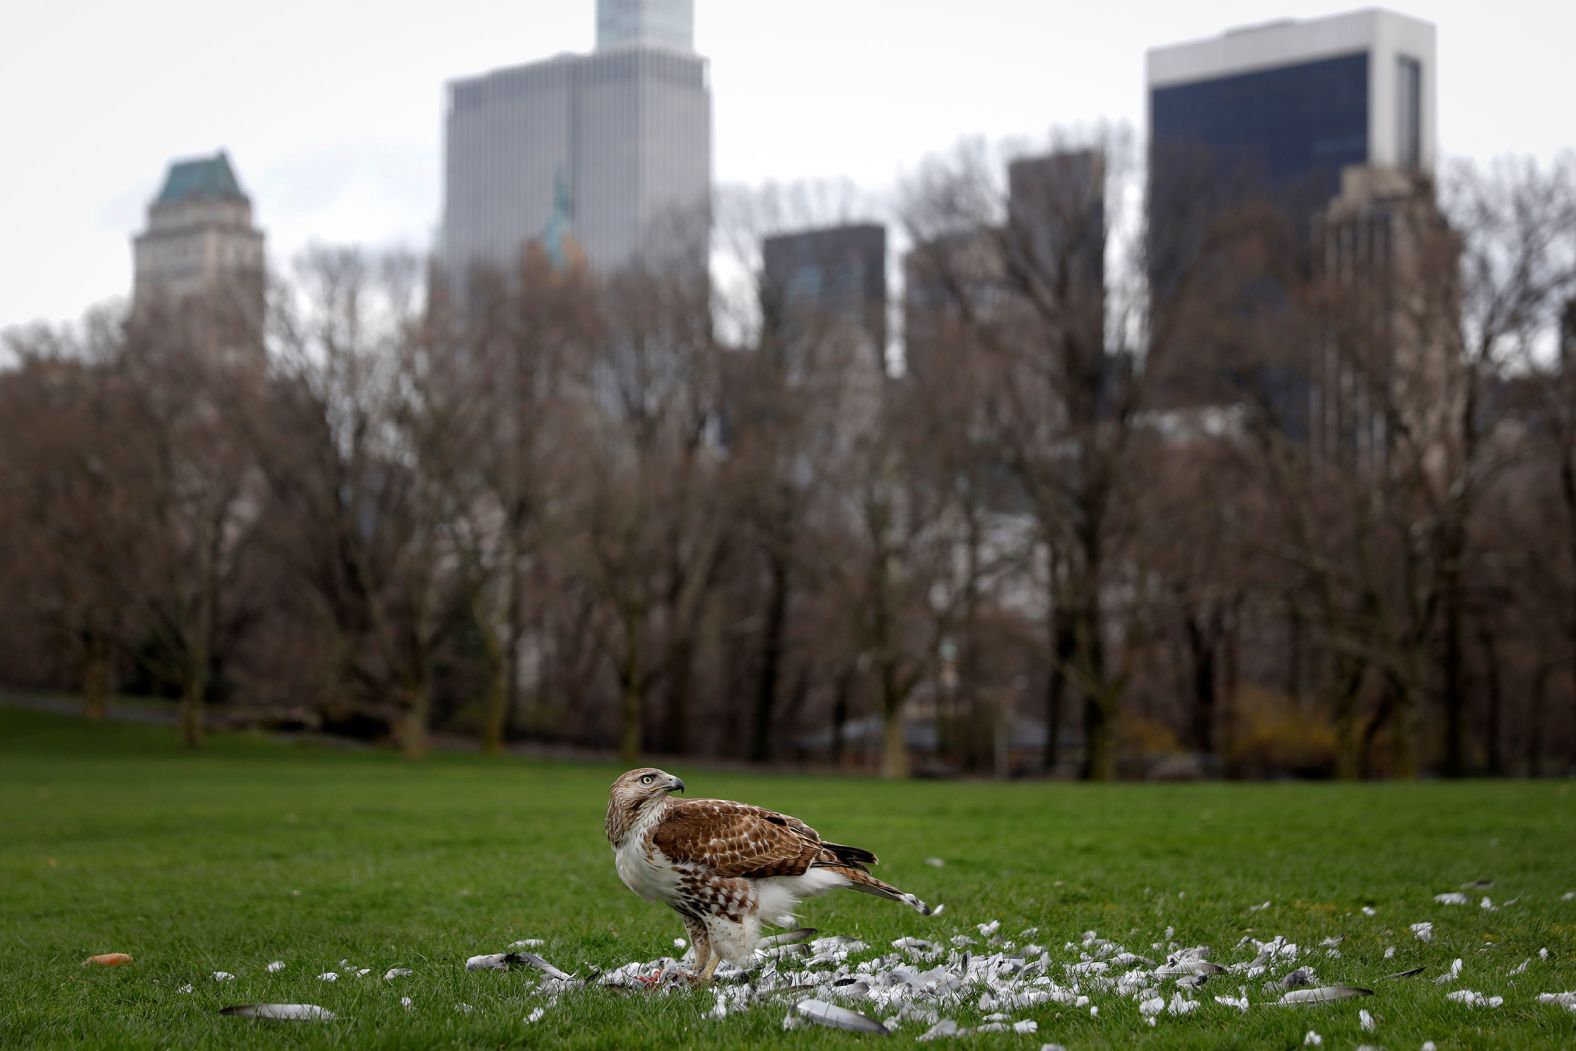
[{"xmin": 1, "ymin": 0, "xmax": 1571, "ymax": 331}]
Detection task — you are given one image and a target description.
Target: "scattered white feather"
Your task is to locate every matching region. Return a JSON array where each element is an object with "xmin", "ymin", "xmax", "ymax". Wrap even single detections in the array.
[
  {"xmin": 917, "ymin": 1019, "xmax": 961, "ymax": 1041},
  {"xmin": 1446, "ymin": 989, "xmax": 1502, "ymax": 1008},
  {"xmin": 509, "ymin": 939, "xmax": 545, "ymax": 948},
  {"xmin": 219, "ymin": 1003, "xmax": 335, "ymax": 1021},
  {"xmin": 1361, "ymin": 906, "xmax": 1377, "ymax": 917},
  {"xmin": 177, "ymin": 983, "xmax": 193, "ymax": 994},
  {"xmin": 266, "ymin": 961, "xmax": 285, "ymax": 973},
  {"xmin": 1435, "ymin": 958, "xmax": 1463, "ymax": 984},
  {"xmin": 1535, "ymin": 991, "xmax": 1576, "ymax": 1013},
  {"xmin": 384, "ymin": 968, "xmax": 412, "ymax": 980},
  {"xmin": 931, "ymin": 903, "xmax": 946, "ymax": 916},
  {"xmin": 466, "ymin": 954, "xmax": 509, "ymax": 971},
  {"xmin": 316, "ymin": 972, "xmax": 337, "ymax": 982},
  {"xmin": 212, "ymin": 971, "xmax": 236, "ymax": 982},
  {"xmin": 1509, "ymin": 958, "xmax": 1530, "ymax": 975},
  {"xmin": 1248, "ymin": 901, "xmax": 1272, "ymax": 912},
  {"xmin": 1278, "ymin": 986, "xmax": 1373, "ymax": 1005},
  {"xmin": 1360, "ymin": 1008, "xmax": 1375, "ymax": 1031},
  {"xmin": 1410, "ymin": 922, "xmax": 1434, "ymax": 942},
  {"xmin": 795, "ymin": 998, "xmax": 889, "ymax": 1034},
  {"xmin": 1434, "ymin": 892, "xmax": 1470, "ymax": 906},
  {"xmin": 525, "ymin": 1006, "xmax": 545, "ymax": 1023},
  {"xmin": 925, "ymin": 857, "xmax": 946, "ymax": 867},
  {"xmin": 1480, "ymin": 897, "xmax": 1497, "ymax": 911},
  {"xmin": 400, "ymin": 996, "xmax": 413, "ymax": 1010},
  {"xmin": 1304, "ymin": 1031, "xmax": 1322, "ymax": 1046}
]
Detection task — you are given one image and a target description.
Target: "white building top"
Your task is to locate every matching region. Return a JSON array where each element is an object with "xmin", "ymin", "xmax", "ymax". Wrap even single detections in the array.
[
  {"xmin": 1147, "ymin": 7, "xmax": 1438, "ymax": 173},
  {"xmin": 597, "ymin": 0, "xmax": 694, "ymax": 53}
]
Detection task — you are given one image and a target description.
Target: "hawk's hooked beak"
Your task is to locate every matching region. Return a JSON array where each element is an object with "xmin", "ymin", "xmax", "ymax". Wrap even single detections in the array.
[{"xmin": 668, "ymin": 775, "xmax": 686, "ymax": 794}]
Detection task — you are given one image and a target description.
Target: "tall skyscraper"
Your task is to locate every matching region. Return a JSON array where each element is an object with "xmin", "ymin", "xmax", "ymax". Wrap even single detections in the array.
[
  {"xmin": 133, "ymin": 151, "xmax": 265, "ymax": 316},
  {"xmin": 1007, "ymin": 149, "xmax": 1106, "ymax": 321},
  {"xmin": 1310, "ymin": 165, "xmax": 1458, "ymax": 468},
  {"xmin": 440, "ymin": 0, "xmax": 711, "ymax": 282},
  {"xmin": 597, "ymin": 0, "xmax": 694, "ymax": 51},
  {"xmin": 903, "ymin": 150, "xmax": 1105, "ymax": 380},
  {"xmin": 1147, "ymin": 9, "xmax": 1437, "ymax": 291},
  {"xmin": 762, "ymin": 223, "xmax": 887, "ymax": 372}
]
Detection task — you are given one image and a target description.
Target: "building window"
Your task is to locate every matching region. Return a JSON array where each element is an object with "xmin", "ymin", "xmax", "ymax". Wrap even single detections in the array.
[{"xmin": 1397, "ymin": 56, "xmax": 1422, "ymax": 170}]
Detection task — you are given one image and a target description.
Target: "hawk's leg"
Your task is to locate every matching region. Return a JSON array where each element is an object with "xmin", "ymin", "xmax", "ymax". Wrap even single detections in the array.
[
  {"xmin": 680, "ymin": 915, "xmax": 711, "ymax": 983},
  {"xmin": 697, "ymin": 951, "xmax": 722, "ymax": 983}
]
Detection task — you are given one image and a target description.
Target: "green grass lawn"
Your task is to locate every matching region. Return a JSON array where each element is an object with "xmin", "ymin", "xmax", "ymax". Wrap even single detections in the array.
[{"xmin": 2, "ymin": 706, "xmax": 1573, "ymax": 1049}]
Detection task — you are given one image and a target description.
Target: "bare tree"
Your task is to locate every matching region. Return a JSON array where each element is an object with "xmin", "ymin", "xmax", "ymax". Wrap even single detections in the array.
[
  {"xmin": 0, "ymin": 315, "xmax": 139, "ymax": 719},
  {"xmin": 574, "ymin": 250, "xmax": 727, "ymax": 764},
  {"xmin": 902, "ymin": 130, "xmax": 1176, "ymax": 779},
  {"xmin": 259, "ymin": 248, "xmax": 451, "ymax": 757}
]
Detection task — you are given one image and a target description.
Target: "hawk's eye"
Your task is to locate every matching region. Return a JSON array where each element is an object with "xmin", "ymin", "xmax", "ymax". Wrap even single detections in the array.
[{"xmin": 640, "ymin": 774, "xmax": 656, "ymax": 785}]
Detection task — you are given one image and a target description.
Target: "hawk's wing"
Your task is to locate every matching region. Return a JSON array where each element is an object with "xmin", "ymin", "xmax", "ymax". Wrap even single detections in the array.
[{"xmin": 652, "ymin": 799, "xmax": 825, "ymax": 878}]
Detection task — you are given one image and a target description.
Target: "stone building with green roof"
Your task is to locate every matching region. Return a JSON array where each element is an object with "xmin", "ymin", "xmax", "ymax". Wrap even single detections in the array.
[{"xmin": 132, "ymin": 150, "xmax": 265, "ymax": 331}]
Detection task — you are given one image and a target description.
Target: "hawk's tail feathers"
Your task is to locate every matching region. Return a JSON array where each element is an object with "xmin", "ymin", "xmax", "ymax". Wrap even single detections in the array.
[
  {"xmin": 822, "ymin": 842, "xmax": 879, "ymax": 868},
  {"xmin": 823, "ymin": 864, "xmax": 931, "ymax": 915}
]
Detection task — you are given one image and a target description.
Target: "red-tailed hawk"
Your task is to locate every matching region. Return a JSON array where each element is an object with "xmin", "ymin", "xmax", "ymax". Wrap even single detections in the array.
[{"xmin": 605, "ymin": 767, "xmax": 931, "ymax": 982}]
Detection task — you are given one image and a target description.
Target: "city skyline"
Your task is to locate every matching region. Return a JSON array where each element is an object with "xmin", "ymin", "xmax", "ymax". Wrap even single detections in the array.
[
  {"xmin": 442, "ymin": 0, "xmax": 710, "ymax": 279},
  {"xmin": 1, "ymin": 0, "xmax": 1572, "ymax": 330}
]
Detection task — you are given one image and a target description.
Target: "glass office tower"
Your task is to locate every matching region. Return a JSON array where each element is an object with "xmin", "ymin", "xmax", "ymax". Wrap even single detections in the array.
[
  {"xmin": 1147, "ymin": 9, "xmax": 1436, "ymax": 291},
  {"xmin": 441, "ymin": 0, "xmax": 709, "ymax": 281}
]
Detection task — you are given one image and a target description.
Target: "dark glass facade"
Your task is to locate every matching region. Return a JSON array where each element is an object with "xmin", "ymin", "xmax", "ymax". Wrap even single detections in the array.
[
  {"xmin": 1151, "ymin": 51, "xmax": 1370, "ymax": 208},
  {"xmin": 762, "ymin": 224, "xmax": 887, "ymax": 364},
  {"xmin": 1147, "ymin": 52, "xmax": 1372, "ymax": 427}
]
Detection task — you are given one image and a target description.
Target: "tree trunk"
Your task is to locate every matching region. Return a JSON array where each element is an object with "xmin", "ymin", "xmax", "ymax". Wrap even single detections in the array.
[
  {"xmin": 619, "ymin": 673, "xmax": 643, "ymax": 767},
  {"xmin": 1220, "ymin": 602, "xmax": 1241, "ymax": 777},
  {"xmin": 665, "ymin": 637, "xmax": 693, "ymax": 756},
  {"xmin": 179, "ymin": 668, "xmax": 205, "ymax": 749},
  {"xmin": 1043, "ymin": 609, "xmax": 1073, "ymax": 773},
  {"xmin": 879, "ymin": 703, "xmax": 909, "ymax": 779},
  {"xmin": 1082, "ymin": 691, "xmax": 1115, "ymax": 781},
  {"xmin": 829, "ymin": 666, "xmax": 852, "ymax": 767},
  {"xmin": 1185, "ymin": 612, "xmax": 1217, "ymax": 756},
  {"xmin": 82, "ymin": 631, "xmax": 109, "ymax": 722},
  {"xmin": 1440, "ymin": 537, "xmax": 1468, "ymax": 778},
  {"xmin": 396, "ymin": 678, "xmax": 431, "ymax": 760},
  {"xmin": 1332, "ymin": 658, "xmax": 1366, "ymax": 781},
  {"xmin": 750, "ymin": 549, "xmax": 789, "ymax": 762},
  {"xmin": 475, "ymin": 596, "xmax": 507, "ymax": 756},
  {"xmin": 1526, "ymin": 665, "xmax": 1548, "ymax": 777},
  {"xmin": 1478, "ymin": 621, "xmax": 1503, "ymax": 776},
  {"xmin": 504, "ymin": 559, "xmax": 527, "ymax": 741},
  {"xmin": 1077, "ymin": 597, "xmax": 1115, "ymax": 782},
  {"xmin": 480, "ymin": 644, "xmax": 508, "ymax": 756},
  {"xmin": 1391, "ymin": 677, "xmax": 1418, "ymax": 780}
]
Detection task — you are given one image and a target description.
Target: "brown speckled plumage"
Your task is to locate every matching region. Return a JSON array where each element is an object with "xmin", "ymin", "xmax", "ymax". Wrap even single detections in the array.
[{"xmin": 605, "ymin": 767, "xmax": 930, "ymax": 981}]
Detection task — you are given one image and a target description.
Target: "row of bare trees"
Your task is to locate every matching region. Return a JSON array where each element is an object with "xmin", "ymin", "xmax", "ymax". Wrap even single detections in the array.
[{"xmin": 2, "ymin": 135, "xmax": 1574, "ymax": 778}]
